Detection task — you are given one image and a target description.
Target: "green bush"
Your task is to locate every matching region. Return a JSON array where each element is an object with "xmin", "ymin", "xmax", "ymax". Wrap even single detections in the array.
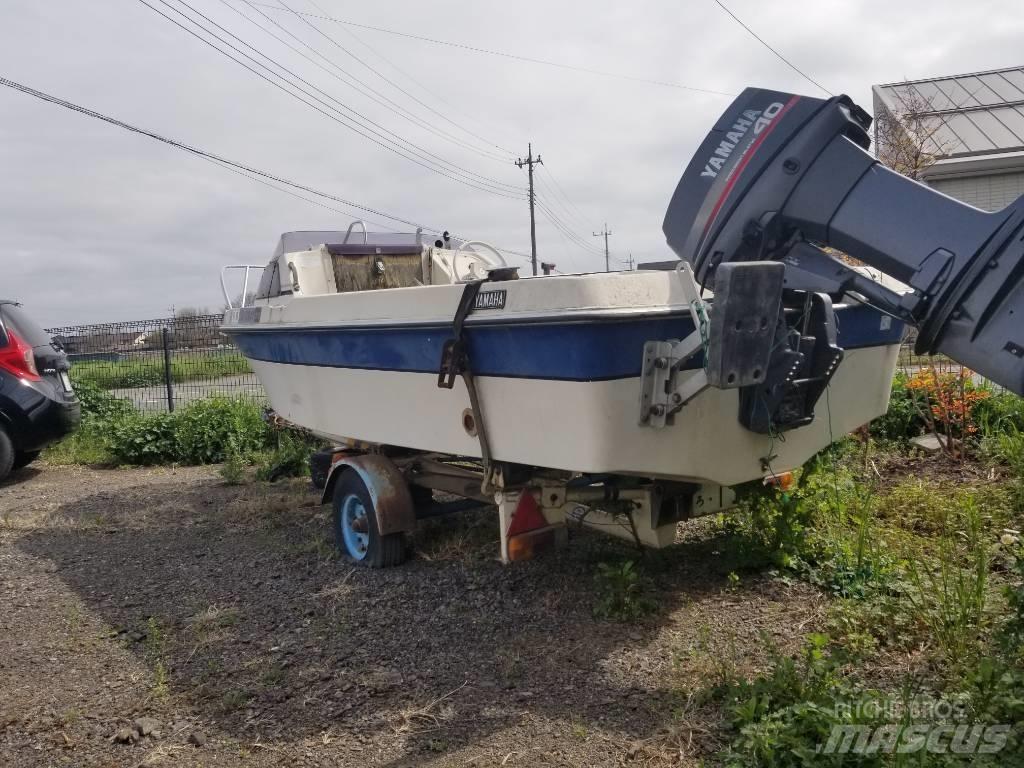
[
  {"xmin": 974, "ymin": 391, "xmax": 1024, "ymax": 437},
  {"xmin": 106, "ymin": 412, "xmax": 180, "ymax": 465},
  {"xmin": 869, "ymin": 373, "xmax": 925, "ymax": 442},
  {"xmin": 254, "ymin": 430, "xmax": 316, "ymax": 482},
  {"xmin": 102, "ymin": 398, "xmax": 272, "ymax": 466},
  {"xmin": 174, "ymin": 397, "xmax": 270, "ymax": 464},
  {"xmin": 72, "ymin": 379, "xmax": 134, "ymax": 420}
]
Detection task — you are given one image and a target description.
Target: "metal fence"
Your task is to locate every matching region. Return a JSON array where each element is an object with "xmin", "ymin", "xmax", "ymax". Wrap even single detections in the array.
[
  {"xmin": 897, "ymin": 329, "xmax": 1004, "ymax": 392},
  {"xmin": 48, "ymin": 314, "xmax": 264, "ymax": 412}
]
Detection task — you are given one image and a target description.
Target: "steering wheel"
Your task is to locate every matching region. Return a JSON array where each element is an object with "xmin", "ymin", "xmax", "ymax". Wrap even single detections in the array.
[{"xmin": 452, "ymin": 241, "xmax": 508, "ymax": 282}]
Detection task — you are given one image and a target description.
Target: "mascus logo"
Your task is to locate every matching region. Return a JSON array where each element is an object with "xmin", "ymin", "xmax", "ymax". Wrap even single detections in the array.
[{"xmin": 700, "ymin": 101, "xmax": 786, "ymax": 179}]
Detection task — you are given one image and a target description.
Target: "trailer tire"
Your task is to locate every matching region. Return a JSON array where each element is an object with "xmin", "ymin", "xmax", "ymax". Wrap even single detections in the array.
[{"xmin": 332, "ymin": 470, "xmax": 406, "ymax": 568}]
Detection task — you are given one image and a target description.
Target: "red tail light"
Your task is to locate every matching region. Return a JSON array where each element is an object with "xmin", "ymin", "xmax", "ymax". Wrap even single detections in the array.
[{"xmin": 0, "ymin": 330, "xmax": 41, "ymax": 381}]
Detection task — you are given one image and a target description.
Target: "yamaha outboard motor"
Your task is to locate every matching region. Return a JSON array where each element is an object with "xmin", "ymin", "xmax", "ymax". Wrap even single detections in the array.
[{"xmin": 663, "ymin": 88, "xmax": 1024, "ymax": 431}]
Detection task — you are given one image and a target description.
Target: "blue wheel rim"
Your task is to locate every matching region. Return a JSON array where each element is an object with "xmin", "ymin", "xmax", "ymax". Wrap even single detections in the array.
[{"xmin": 340, "ymin": 493, "xmax": 370, "ymax": 561}]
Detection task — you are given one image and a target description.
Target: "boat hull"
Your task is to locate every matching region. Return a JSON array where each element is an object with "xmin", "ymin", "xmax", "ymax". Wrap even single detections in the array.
[
  {"xmin": 246, "ymin": 344, "xmax": 897, "ymax": 486},
  {"xmin": 225, "ymin": 271, "xmax": 902, "ymax": 486}
]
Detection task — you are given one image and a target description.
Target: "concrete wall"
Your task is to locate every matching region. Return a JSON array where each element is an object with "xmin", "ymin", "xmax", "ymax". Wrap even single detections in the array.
[{"xmin": 928, "ymin": 171, "xmax": 1024, "ymax": 211}]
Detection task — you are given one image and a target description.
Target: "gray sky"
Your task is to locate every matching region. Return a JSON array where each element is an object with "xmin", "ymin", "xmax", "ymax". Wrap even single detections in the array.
[{"xmin": 2, "ymin": 0, "xmax": 1021, "ymax": 326}]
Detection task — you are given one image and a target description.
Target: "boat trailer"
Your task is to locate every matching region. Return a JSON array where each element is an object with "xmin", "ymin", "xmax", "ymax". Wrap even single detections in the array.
[{"xmin": 311, "ymin": 445, "xmax": 739, "ymax": 566}]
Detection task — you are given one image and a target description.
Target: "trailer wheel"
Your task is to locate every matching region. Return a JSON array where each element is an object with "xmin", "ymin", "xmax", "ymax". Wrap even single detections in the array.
[{"xmin": 332, "ymin": 470, "xmax": 406, "ymax": 567}]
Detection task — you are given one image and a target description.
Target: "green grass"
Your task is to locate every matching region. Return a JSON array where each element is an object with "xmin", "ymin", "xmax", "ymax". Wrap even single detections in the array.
[
  {"xmin": 687, "ymin": 431, "xmax": 1024, "ymax": 766},
  {"xmin": 70, "ymin": 351, "xmax": 251, "ymax": 389}
]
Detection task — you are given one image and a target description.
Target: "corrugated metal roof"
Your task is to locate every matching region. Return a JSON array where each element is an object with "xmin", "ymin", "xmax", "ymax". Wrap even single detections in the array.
[{"xmin": 872, "ymin": 66, "xmax": 1024, "ymax": 157}]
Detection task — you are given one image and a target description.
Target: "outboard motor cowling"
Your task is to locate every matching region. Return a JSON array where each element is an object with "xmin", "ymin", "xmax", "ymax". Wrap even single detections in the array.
[{"xmin": 664, "ymin": 87, "xmax": 1024, "ymax": 397}]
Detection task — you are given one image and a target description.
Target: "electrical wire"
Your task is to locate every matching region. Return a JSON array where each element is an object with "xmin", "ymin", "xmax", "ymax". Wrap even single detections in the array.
[
  {"xmin": 535, "ymin": 198, "xmax": 602, "ymax": 253},
  {"xmin": 710, "ymin": 0, "xmax": 832, "ymax": 96},
  {"xmin": 1, "ymin": 77, "xmax": 545, "ymax": 266},
  {"xmin": 138, "ymin": 0, "xmax": 526, "ymax": 199},
  {"xmin": 300, "ymin": 0, "xmax": 518, "ymax": 157},
  {"xmin": 231, "ymin": 0, "xmax": 514, "ymax": 163},
  {"xmin": 250, "ymin": 1, "xmax": 736, "ymax": 97},
  {"xmin": 164, "ymin": 0, "xmax": 523, "ymax": 191},
  {"xmin": 534, "ymin": 198, "xmax": 606, "ymax": 257},
  {"xmin": 538, "ymin": 165, "xmax": 597, "ymax": 230},
  {"xmin": 534, "ymin": 173, "xmax": 594, "ymax": 237},
  {"xmin": 0, "ymin": 75, "xmax": 435, "ymax": 230}
]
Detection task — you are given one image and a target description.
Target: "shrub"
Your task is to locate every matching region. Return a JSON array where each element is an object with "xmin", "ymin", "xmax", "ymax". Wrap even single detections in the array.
[
  {"xmin": 254, "ymin": 430, "xmax": 317, "ymax": 482},
  {"xmin": 106, "ymin": 412, "xmax": 179, "ymax": 465},
  {"xmin": 870, "ymin": 373, "xmax": 924, "ymax": 442},
  {"xmin": 72, "ymin": 379, "xmax": 134, "ymax": 420},
  {"xmin": 102, "ymin": 398, "xmax": 272, "ymax": 466},
  {"xmin": 174, "ymin": 397, "xmax": 270, "ymax": 464}
]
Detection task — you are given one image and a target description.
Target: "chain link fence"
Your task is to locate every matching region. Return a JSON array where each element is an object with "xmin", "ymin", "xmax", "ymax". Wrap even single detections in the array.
[{"xmin": 48, "ymin": 314, "xmax": 264, "ymax": 412}]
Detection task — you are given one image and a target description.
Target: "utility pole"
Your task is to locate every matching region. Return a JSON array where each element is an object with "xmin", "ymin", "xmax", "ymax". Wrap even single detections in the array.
[
  {"xmin": 623, "ymin": 253, "xmax": 635, "ymax": 271},
  {"xmin": 593, "ymin": 223, "xmax": 612, "ymax": 272},
  {"xmin": 515, "ymin": 143, "xmax": 542, "ymax": 276}
]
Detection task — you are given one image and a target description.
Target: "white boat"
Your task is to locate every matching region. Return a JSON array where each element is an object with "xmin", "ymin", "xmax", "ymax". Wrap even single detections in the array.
[
  {"xmin": 221, "ymin": 228, "xmax": 902, "ymax": 490},
  {"xmin": 217, "ymin": 83, "xmax": 1024, "ymax": 566}
]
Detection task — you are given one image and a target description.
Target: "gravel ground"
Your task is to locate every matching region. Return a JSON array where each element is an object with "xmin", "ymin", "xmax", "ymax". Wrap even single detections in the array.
[{"xmin": 0, "ymin": 463, "xmax": 825, "ymax": 767}]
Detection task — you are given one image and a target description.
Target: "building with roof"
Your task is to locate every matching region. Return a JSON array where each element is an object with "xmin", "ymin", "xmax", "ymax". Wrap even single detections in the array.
[{"xmin": 872, "ymin": 66, "xmax": 1024, "ymax": 211}]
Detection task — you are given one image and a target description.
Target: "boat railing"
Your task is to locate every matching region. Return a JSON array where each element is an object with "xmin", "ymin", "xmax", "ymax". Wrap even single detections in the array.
[
  {"xmin": 341, "ymin": 220, "xmax": 368, "ymax": 244},
  {"xmin": 220, "ymin": 265, "xmax": 266, "ymax": 309}
]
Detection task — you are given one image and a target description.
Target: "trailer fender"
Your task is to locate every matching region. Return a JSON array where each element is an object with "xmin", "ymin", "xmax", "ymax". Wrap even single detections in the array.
[{"xmin": 321, "ymin": 454, "xmax": 416, "ymax": 536}]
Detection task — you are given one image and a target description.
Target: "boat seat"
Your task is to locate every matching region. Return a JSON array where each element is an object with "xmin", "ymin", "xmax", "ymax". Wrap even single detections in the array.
[{"xmin": 325, "ymin": 243, "xmax": 425, "ymax": 292}]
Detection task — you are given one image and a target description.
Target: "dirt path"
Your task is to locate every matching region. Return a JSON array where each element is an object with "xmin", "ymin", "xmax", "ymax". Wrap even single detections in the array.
[{"xmin": 0, "ymin": 464, "xmax": 824, "ymax": 767}]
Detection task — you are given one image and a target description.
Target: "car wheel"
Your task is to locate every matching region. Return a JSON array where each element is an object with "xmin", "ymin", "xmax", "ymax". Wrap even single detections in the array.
[
  {"xmin": 0, "ymin": 428, "xmax": 14, "ymax": 483},
  {"xmin": 13, "ymin": 450, "xmax": 41, "ymax": 471},
  {"xmin": 332, "ymin": 470, "xmax": 406, "ymax": 568}
]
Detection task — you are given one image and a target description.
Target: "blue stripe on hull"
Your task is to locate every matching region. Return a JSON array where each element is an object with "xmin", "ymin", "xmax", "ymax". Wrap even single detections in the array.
[{"xmin": 230, "ymin": 304, "xmax": 904, "ymax": 382}]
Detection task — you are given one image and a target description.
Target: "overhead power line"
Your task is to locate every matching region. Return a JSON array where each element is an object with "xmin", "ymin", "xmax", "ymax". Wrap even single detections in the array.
[
  {"xmin": 299, "ymin": 0, "xmax": 518, "ymax": 156},
  {"xmin": 250, "ymin": 2, "xmax": 735, "ymax": 97},
  {"xmin": 231, "ymin": 0, "xmax": 512, "ymax": 163},
  {"xmin": 535, "ymin": 168, "xmax": 595, "ymax": 231},
  {"xmin": 0, "ymin": 76, "xmax": 427, "ymax": 228},
  {"xmin": 533, "ymin": 197, "xmax": 605, "ymax": 257},
  {"xmin": 0, "ymin": 76, "xmax": 540, "ymax": 263},
  {"xmin": 138, "ymin": 0, "xmax": 525, "ymax": 199},
  {"xmin": 711, "ymin": 0, "xmax": 832, "ymax": 96}
]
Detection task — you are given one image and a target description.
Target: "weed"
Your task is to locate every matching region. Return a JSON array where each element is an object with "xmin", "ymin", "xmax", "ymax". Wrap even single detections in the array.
[
  {"xmin": 188, "ymin": 605, "xmax": 241, "ymax": 637},
  {"xmin": 152, "ymin": 660, "xmax": 171, "ymax": 701},
  {"xmin": 260, "ymin": 663, "xmax": 285, "ymax": 687},
  {"xmin": 570, "ymin": 714, "xmax": 588, "ymax": 740},
  {"xmin": 219, "ymin": 441, "xmax": 246, "ymax": 485},
  {"xmin": 717, "ymin": 634, "xmax": 892, "ymax": 767},
  {"xmin": 254, "ymin": 429, "xmax": 316, "ymax": 481},
  {"xmin": 220, "ymin": 689, "xmax": 251, "ymax": 712},
  {"xmin": 593, "ymin": 560, "xmax": 657, "ymax": 621},
  {"xmin": 870, "ymin": 372, "xmax": 924, "ymax": 443},
  {"xmin": 680, "ymin": 622, "xmax": 743, "ymax": 692},
  {"xmin": 904, "ymin": 498, "xmax": 991, "ymax": 668},
  {"xmin": 143, "ymin": 617, "xmax": 171, "ymax": 701}
]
